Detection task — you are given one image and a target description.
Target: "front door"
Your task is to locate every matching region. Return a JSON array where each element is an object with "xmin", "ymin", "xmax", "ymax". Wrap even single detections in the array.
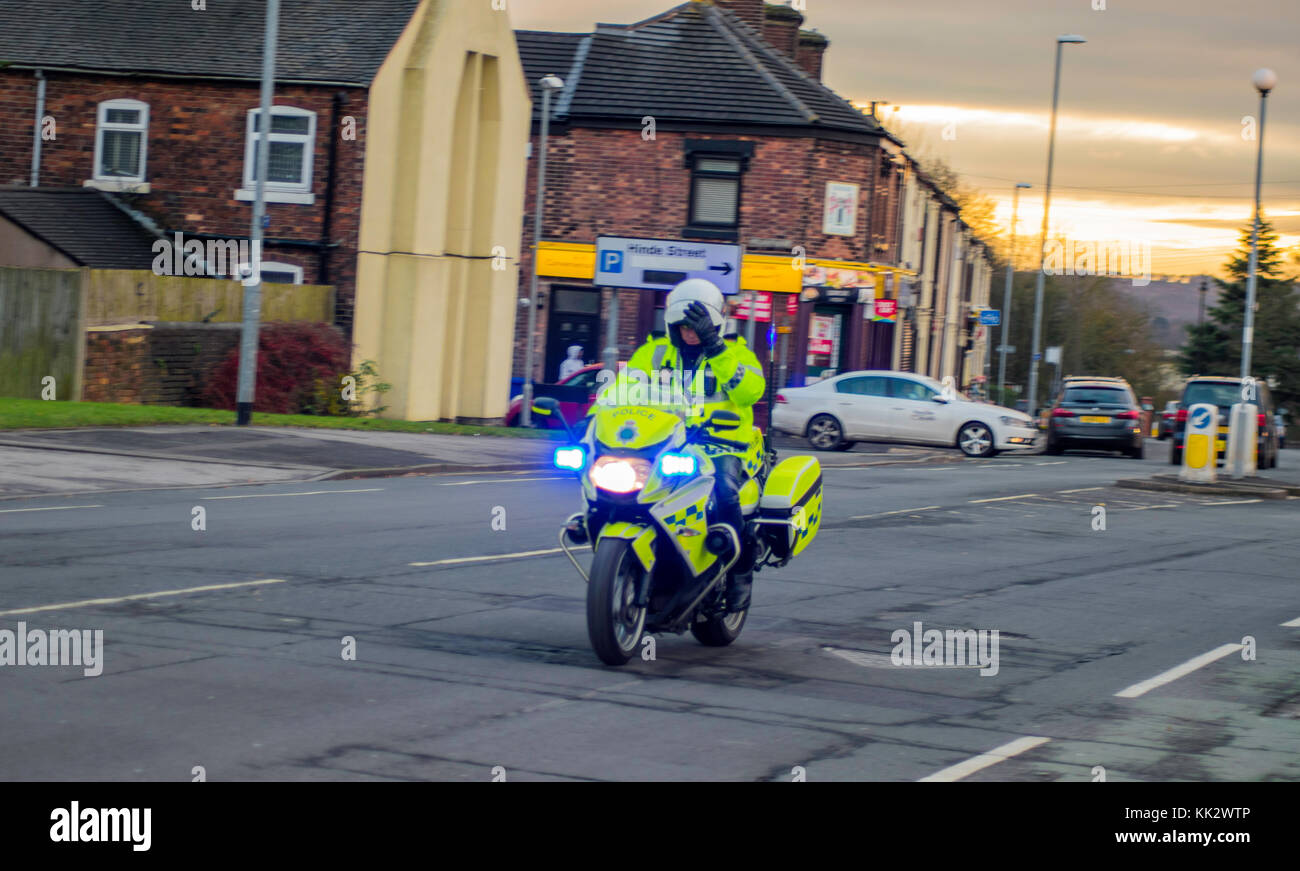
[{"xmin": 545, "ymin": 287, "xmax": 601, "ymax": 383}]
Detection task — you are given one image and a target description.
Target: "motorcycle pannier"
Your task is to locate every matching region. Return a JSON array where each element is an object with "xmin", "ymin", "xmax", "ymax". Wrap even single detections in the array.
[{"xmin": 757, "ymin": 455, "xmax": 822, "ymax": 559}]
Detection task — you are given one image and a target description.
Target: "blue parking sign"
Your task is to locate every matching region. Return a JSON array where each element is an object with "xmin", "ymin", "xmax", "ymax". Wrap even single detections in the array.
[
  {"xmin": 979, "ymin": 309, "xmax": 1000, "ymax": 326},
  {"xmin": 599, "ymin": 250, "xmax": 624, "ymax": 273}
]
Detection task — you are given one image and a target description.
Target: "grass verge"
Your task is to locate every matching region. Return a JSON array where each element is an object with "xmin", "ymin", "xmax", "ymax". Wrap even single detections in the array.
[{"xmin": 0, "ymin": 397, "xmax": 561, "ymax": 438}]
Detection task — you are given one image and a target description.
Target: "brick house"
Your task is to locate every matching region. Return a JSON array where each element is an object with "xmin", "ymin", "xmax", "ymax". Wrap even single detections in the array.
[
  {"xmin": 514, "ymin": 0, "xmax": 931, "ymax": 404},
  {"xmin": 0, "ymin": 0, "xmax": 531, "ymax": 422}
]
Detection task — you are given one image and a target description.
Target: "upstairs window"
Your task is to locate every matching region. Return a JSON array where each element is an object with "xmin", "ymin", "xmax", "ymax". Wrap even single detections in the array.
[
  {"xmin": 94, "ymin": 99, "xmax": 148, "ymax": 182},
  {"xmin": 683, "ymin": 140, "xmax": 753, "ymax": 240},
  {"xmin": 690, "ymin": 156, "xmax": 741, "ymax": 226},
  {"xmin": 243, "ymin": 107, "xmax": 316, "ymax": 193}
]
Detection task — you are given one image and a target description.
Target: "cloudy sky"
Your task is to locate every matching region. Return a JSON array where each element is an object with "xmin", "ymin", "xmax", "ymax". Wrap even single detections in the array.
[{"xmin": 511, "ymin": 0, "xmax": 1300, "ymax": 279}]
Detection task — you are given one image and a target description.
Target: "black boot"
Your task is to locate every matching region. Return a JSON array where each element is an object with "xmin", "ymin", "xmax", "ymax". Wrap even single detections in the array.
[{"xmin": 727, "ymin": 569, "xmax": 752, "ymax": 612}]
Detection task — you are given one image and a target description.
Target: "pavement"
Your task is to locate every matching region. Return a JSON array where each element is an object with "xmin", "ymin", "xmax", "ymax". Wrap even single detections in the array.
[
  {"xmin": 1, "ymin": 437, "xmax": 1296, "ymax": 781},
  {"xmin": 0, "ymin": 425, "xmax": 953, "ymax": 497}
]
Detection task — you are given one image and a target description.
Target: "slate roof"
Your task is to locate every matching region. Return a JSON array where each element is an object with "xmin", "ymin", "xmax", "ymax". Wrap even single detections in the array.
[
  {"xmin": 516, "ymin": 1, "xmax": 882, "ymax": 138},
  {"xmin": 0, "ymin": 187, "xmax": 160, "ymax": 269},
  {"xmin": 0, "ymin": 0, "xmax": 420, "ymax": 85}
]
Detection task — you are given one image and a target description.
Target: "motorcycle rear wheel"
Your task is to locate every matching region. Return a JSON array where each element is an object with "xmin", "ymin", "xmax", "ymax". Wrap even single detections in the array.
[
  {"xmin": 586, "ymin": 538, "xmax": 647, "ymax": 666},
  {"xmin": 690, "ymin": 602, "xmax": 747, "ymax": 647}
]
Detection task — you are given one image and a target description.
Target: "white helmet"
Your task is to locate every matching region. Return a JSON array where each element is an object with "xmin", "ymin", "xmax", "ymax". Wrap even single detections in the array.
[{"xmin": 664, "ymin": 278, "xmax": 726, "ymax": 331}]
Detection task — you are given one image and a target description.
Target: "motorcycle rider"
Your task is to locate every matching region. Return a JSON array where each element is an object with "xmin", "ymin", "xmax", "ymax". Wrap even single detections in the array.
[{"xmin": 595, "ymin": 278, "xmax": 765, "ymax": 610}]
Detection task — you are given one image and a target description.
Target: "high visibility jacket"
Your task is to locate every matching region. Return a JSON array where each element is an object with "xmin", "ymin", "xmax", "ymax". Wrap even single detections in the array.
[{"xmin": 594, "ymin": 334, "xmax": 766, "ymax": 452}]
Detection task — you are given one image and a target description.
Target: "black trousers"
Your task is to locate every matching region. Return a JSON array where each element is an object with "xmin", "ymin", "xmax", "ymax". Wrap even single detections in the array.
[{"xmin": 712, "ymin": 454, "xmax": 753, "ymax": 573}]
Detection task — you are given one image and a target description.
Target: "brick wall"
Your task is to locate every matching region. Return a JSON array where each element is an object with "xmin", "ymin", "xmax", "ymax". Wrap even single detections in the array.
[
  {"xmin": 516, "ymin": 127, "xmax": 896, "ymax": 379},
  {"xmin": 83, "ymin": 323, "xmax": 240, "ymax": 405},
  {"xmin": 0, "ymin": 71, "xmax": 367, "ymax": 331}
]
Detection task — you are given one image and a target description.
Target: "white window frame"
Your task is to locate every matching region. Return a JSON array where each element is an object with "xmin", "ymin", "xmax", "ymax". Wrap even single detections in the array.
[
  {"xmin": 240, "ymin": 105, "xmax": 316, "ymax": 197},
  {"xmin": 93, "ymin": 98, "xmax": 149, "ymax": 184},
  {"xmin": 258, "ymin": 262, "xmax": 304, "ymax": 284}
]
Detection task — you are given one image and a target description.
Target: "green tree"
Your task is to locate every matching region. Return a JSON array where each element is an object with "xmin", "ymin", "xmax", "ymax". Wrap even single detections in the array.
[{"xmin": 1178, "ymin": 216, "xmax": 1300, "ymax": 414}]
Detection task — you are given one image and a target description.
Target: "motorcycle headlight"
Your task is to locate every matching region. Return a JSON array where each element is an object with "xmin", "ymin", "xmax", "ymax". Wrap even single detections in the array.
[{"xmin": 589, "ymin": 456, "xmax": 652, "ymax": 493}]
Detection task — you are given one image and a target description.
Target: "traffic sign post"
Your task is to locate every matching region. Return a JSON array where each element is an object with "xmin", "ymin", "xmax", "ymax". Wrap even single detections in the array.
[
  {"xmin": 979, "ymin": 309, "xmax": 1001, "ymax": 326},
  {"xmin": 594, "ymin": 236, "xmax": 742, "ymax": 295},
  {"xmin": 1179, "ymin": 402, "xmax": 1219, "ymax": 483}
]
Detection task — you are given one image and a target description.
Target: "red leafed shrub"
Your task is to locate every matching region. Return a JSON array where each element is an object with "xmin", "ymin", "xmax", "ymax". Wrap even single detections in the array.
[{"xmin": 203, "ymin": 322, "xmax": 351, "ymax": 414}]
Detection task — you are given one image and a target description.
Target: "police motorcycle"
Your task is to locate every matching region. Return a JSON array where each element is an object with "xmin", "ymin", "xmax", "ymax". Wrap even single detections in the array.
[{"xmin": 532, "ymin": 383, "xmax": 823, "ymax": 666}]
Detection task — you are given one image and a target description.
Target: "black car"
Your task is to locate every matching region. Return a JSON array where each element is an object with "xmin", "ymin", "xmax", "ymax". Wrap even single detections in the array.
[
  {"xmin": 1168, "ymin": 376, "xmax": 1279, "ymax": 469},
  {"xmin": 1044, "ymin": 380, "xmax": 1146, "ymax": 458}
]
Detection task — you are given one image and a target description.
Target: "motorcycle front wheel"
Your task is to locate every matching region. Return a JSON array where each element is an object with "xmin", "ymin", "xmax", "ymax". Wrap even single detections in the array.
[{"xmin": 586, "ymin": 538, "xmax": 647, "ymax": 666}]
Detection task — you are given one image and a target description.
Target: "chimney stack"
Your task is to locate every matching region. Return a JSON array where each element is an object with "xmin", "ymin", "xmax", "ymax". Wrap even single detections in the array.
[
  {"xmin": 762, "ymin": 3, "xmax": 803, "ymax": 59},
  {"xmin": 708, "ymin": 0, "xmax": 765, "ymax": 32},
  {"xmin": 796, "ymin": 29, "xmax": 828, "ymax": 81}
]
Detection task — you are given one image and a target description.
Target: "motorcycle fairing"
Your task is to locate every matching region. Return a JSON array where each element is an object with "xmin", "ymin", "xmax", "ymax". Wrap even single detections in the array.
[
  {"xmin": 648, "ymin": 476, "xmax": 715, "ymax": 574},
  {"xmin": 597, "ymin": 520, "xmax": 658, "ymax": 573}
]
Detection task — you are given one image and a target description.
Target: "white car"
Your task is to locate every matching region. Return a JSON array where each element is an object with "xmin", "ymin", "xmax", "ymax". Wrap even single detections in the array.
[{"xmin": 771, "ymin": 370, "xmax": 1039, "ymax": 458}]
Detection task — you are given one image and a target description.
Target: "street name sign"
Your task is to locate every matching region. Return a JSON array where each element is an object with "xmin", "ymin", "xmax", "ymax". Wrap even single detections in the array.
[{"xmin": 594, "ymin": 236, "xmax": 742, "ymax": 295}]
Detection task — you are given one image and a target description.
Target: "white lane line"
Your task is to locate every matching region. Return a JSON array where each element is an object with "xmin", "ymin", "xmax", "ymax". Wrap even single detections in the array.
[
  {"xmin": 440, "ymin": 477, "xmax": 568, "ymax": 486},
  {"xmin": 202, "ymin": 488, "xmax": 384, "ymax": 500},
  {"xmin": 0, "ymin": 504, "xmax": 103, "ymax": 514},
  {"xmin": 1199, "ymin": 499, "xmax": 1263, "ymax": 506},
  {"xmin": 1058, "ymin": 487, "xmax": 1105, "ymax": 494},
  {"xmin": 918, "ymin": 736, "xmax": 1051, "ymax": 782},
  {"xmin": 409, "ymin": 547, "xmax": 565, "ymax": 567},
  {"xmin": 969, "ymin": 493, "xmax": 1038, "ymax": 503},
  {"xmin": 850, "ymin": 505, "xmax": 941, "ymax": 520},
  {"xmin": 1035, "ymin": 461, "xmax": 1068, "ymax": 465},
  {"xmin": 1111, "ymin": 504, "xmax": 1180, "ymax": 511},
  {"xmin": 1114, "ymin": 643, "xmax": 1244, "ymax": 699},
  {"xmin": 1280, "ymin": 615, "xmax": 1300, "ymax": 628},
  {"xmin": 0, "ymin": 578, "xmax": 288, "ymax": 617}
]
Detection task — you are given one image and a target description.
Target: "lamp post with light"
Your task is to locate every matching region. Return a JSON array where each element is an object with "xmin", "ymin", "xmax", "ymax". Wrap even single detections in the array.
[
  {"xmin": 1241, "ymin": 68, "xmax": 1275, "ymax": 380},
  {"xmin": 1026, "ymin": 34, "xmax": 1086, "ymax": 418},
  {"xmin": 997, "ymin": 181, "xmax": 1031, "ymax": 404},
  {"xmin": 521, "ymin": 74, "xmax": 565, "ymax": 428}
]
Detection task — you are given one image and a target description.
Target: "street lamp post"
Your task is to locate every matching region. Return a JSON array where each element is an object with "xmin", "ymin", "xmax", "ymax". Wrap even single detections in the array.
[
  {"xmin": 1026, "ymin": 34, "xmax": 1085, "ymax": 419},
  {"xmin": 521, "ymin": 74, "xmax": 564, "ymax": 428},
  {"xmin": 1242, "ymin": 68, "xmax": 1275, "ymax": 380},
  {"xmin": 997, "ymin": 182, "xmax": 1031, "ymax": 404}
]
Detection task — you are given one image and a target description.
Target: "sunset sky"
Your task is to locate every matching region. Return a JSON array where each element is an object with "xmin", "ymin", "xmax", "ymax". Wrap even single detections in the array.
[{"xmin": 511, "ymin": 0, "xmax": 1300, "ymax": 279}]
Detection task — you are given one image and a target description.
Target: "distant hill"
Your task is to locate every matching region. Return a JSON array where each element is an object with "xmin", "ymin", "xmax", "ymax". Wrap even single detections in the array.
[{"xmin": 1115, "ymin": 275, "xmax": 1220, "ymax": 349}]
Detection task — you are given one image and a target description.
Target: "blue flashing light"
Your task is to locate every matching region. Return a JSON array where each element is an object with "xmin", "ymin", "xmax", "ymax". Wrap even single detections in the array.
[
  {"xmin": 554, "ymin": 446, "xmax": 586, "ymax": 470},
  {"xmin": 660, "ymin": 452, "xmax": 697, "ymax": 476}
]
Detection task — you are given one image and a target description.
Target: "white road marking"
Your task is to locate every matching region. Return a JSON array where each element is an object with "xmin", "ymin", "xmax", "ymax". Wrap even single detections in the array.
[
  {"xmin": 202, "ymin": 488, "xmax": 384, "ymax": 500},
  {"xmin": 969, "ymin": 493, "xmax": 1038, "ymax": 503},
  {"xmin": 1280, "ymin": 615, "xmax": 1300, "ymax": 628},
  {"xmin": 1114, "ymin": 643, "xmax": 1244, "ymax": 699},
  {"xmin": 440, "ymin": 477, "xmax": 568, "ymax": 486},
  {"xmin": 918, "ymin": 736, "xmax": 1051, "ymax": 782},
  {"xmin": 1058, "ymin": 487, "xmax": 1104, "ymax": 493},
  {"xmin": 1035, "ymin": 461, "xmax": 1068, "ymax": 465},
  {"xmin": 0, "ymin": 504, "xmax": 103, "ymax": 514},
  {"xmin": 1199, "ymin": 499, "xmax": 1263, "ymax": 506},
  {"xmin": 1111, "ymin": 504, "xmax": 1180, "ymax": 511},
  {"xmin": 409, "ymin": 547, "xmax": 565, "ymax": 567},
  {"xmin": 850, "ymin": 506, "xmax": 942, "ymax": 520},
  {"xmin": 0, "ymin": 578, "xmax": 287, "ymax": 617}
]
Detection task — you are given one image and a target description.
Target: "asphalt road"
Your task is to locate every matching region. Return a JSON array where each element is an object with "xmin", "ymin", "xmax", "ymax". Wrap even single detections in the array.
[{"xmin": 2, "ymin": 438, "xmax": 1298, "ymax": 781}]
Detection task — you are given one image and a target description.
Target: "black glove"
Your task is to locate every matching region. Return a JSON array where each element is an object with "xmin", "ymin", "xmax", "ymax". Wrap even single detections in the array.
[{"xmin": 684, "ymin": 301, "xmax": 726, "ymax": 357}]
